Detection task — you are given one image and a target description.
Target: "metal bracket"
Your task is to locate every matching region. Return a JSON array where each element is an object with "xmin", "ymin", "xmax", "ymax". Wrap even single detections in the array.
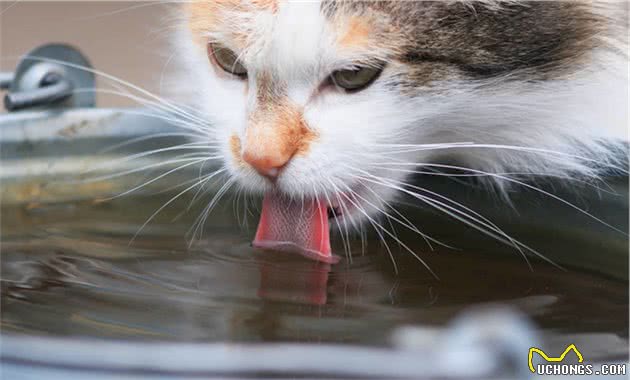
[{"xmin": 3, "ymin": 44, "xmax": 95, "ymax": 112}]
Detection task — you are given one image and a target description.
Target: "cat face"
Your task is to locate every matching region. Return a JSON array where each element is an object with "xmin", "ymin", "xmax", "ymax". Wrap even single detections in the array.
[{"xmin": 181, "ymin": 0, "xmax": 624, "ymax": 226}]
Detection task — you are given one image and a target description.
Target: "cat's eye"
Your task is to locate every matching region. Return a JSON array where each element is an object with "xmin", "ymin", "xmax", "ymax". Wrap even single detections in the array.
[
  {"xmin": 330, "ymin": 65, "xmax": 383, "ymax": 92},
  {"xmin": 208, "ymin": 43, "xmax": 247, "ymax": 78}
]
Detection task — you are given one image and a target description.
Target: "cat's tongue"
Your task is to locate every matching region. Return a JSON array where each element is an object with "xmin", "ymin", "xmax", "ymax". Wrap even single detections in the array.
[{"xmin": 253, "ymin": 192, "xmax": 338, "ymax": 264}]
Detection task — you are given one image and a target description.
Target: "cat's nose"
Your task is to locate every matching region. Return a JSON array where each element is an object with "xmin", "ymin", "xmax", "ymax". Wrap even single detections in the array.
[
  {"xmin": 242, "ymin": 101, "xmax": 317, "ymax": 180},
  {"xmin": 243, "ymin": 150, "xmax": 293, "ymax": 179}
]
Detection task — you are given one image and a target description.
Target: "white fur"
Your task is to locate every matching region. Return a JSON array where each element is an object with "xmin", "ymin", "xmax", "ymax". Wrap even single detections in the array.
[{"xmin": 170, "ymin": 1, "xmax": 629, "ymax": 230}]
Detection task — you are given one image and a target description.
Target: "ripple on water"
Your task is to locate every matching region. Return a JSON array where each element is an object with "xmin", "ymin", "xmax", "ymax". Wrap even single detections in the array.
[{"xmin": 1, "ymin": 200, "xmax": 628, "ymax": 352}]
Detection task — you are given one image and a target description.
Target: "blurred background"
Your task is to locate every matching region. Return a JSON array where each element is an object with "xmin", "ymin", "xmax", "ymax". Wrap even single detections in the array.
[{"xmin": 1, "ymin": 1, "xmax": 171, "ymax": 108}]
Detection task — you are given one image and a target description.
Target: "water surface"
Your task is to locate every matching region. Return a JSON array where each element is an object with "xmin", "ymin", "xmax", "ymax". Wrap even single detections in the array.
[{"xmin": 1, "ymin": 193, "xmax": 628, "ymax": 361}]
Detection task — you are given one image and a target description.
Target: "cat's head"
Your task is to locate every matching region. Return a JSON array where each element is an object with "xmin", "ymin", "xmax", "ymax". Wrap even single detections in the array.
[{"xmin": 178, "ymin": 0, "xmax": 625, "ymax": 226}]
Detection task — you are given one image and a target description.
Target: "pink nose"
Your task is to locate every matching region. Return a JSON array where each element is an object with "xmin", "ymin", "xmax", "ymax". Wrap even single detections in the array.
[{"xmin": 243, "ymin": 151, "xmax": 291, "ymax": 179}]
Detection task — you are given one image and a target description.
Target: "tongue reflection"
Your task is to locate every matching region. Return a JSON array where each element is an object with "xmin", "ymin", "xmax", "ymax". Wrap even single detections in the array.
[{"xmin": 253, "ymin": 191, "xmax": 339, "ymax": 264}]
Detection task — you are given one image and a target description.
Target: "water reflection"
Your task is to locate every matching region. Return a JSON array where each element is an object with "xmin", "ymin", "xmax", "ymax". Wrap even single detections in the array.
[
  {"xmin": 257, "ymin": 254, "xmax": 331, "ymax": 305},
  {"xmin": 0, "ymin": 195, "xmax": 628, "ymax": 359}
]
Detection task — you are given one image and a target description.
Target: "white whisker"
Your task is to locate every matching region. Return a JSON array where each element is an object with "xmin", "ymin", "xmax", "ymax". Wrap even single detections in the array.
[
  {"xmin": 100, "ymin": 158, "xmax": 214, "ymax": 201},
  {"xmin": 378, "ymin": 163, "xmax": 626, "ymax": 236},
  {"xmin": 131, "ymin": 169, "xmax": 226, "ymax": 243}
]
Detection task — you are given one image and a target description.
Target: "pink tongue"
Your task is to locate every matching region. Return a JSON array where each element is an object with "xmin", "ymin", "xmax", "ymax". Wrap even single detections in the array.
[{"xmin": 253, "ymin": 192, "xmax": 338, "ymax": 264}]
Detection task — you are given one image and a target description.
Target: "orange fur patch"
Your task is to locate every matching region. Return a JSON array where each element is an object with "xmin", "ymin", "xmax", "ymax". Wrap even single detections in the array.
[
  {"xmin": 230, "ymin": 134, "xmax": 244, "ymax": 166},
  {"xmin": 338, "ymin": 16, "xmax": 371, "ymax": 48},
  {"xmin": 187, "ymin": 1, "xmax": 243, "ymax": 48},
  {"xmin": 251, "ymin": 0, "xmax": 278, "ymax": 13},
  {"xmin": 187, "ymin": 0, "xmax": 276, "ymax": 48},
  {"xmin": 244, "ymin": 101, "xmax": 317, "ymax": 171},
  {"xmin": 186, "ymin": 1, "xmax": 224, "ymax": 37}
]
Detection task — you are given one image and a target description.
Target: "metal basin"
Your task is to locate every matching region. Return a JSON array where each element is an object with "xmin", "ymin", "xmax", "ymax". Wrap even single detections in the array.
[{"xmin": 1, "ymin": 108, "xmax": 628, "ymax": 379}]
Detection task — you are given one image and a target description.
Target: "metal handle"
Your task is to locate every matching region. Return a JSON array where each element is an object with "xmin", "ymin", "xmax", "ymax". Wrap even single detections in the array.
[
  {"xmin": 0, "ymin": 72, "xmax": 13, "ymax": 90},
  {"xmin": 3, "ymin": 44, "xmax": 95, "ymax": 112},
  {"xmin": 4, "ymin": 72, "xmax": 73, "ymax": 111}
]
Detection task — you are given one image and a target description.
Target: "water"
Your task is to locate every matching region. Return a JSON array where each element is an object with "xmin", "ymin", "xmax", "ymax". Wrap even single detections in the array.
[{"xmin": 2, "ymin": 192, "xmax": 628, "ymax": 361}]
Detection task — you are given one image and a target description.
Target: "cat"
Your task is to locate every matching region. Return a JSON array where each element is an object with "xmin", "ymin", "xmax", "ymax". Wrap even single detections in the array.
[{"xmin": 171, "ymin": 0, "xmax": 628, "ymax": 264}]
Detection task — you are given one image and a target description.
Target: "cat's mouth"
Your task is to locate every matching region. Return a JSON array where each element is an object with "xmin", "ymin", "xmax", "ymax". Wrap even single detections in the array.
[
  {"xmin": 251, "ymin": 191, "xmax": 351, "ymax": 264},
  {"xmin": 327, "ymin": 205, "xmax": 342, "ymax": 220}
]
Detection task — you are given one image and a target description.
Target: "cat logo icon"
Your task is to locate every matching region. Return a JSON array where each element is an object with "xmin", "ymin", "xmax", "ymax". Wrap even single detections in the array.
[{"xmin": 528, "ymin": 344, "xmax": 584, "ymax": 373}]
